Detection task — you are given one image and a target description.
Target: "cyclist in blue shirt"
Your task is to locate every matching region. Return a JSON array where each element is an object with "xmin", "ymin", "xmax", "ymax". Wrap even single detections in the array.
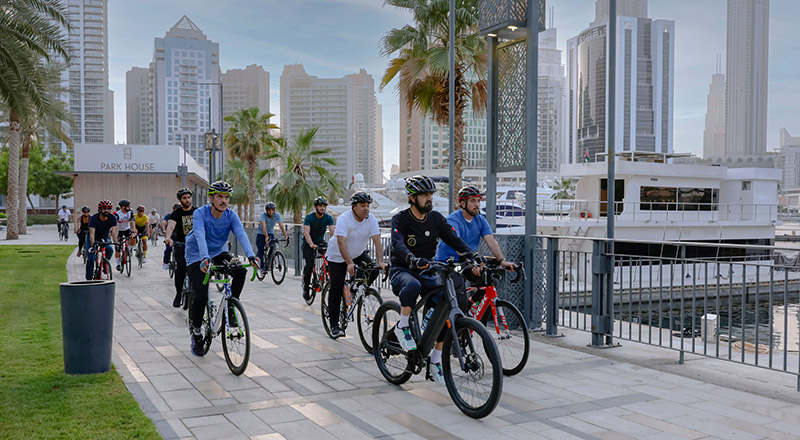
[
  {"xmin": 85, "ymin": 199, "xmax": 118, "ymax": 280},
  {"xmin": 185, "ymin": 181, "xmax": 257, "ymax": 357},
  {"xmin": 256, "ymin": 202, "xmax": 289, "ymax": 275}
]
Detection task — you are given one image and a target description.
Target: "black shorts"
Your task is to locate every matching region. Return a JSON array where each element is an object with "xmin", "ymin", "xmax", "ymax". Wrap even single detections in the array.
[{"xmin": 119, "ymin": 230, "xmax": 134, "ymax": 240}]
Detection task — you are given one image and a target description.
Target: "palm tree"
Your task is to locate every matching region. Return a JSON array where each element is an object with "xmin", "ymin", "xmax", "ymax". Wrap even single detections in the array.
[
  {"xmin": 0, "ymin": 0, "xmax": 72, "ymax": 240},
  {"xmin": 225, "ymin": 158, "xmax": 264, "ymax": 221},
  {"xmin": 381, "ymin": 0, "xmax": 486, "ymax": 210},
  {"xmin": 223, "ymin": 107, "xmax": 279, "ymax": 222},
  {"xmin": 552, "ymin": 177, "xmax": 574, "ymax": 200},
  {"xmin": 267, "ymin": 128, "xmax": 343, "ymax": 223}
]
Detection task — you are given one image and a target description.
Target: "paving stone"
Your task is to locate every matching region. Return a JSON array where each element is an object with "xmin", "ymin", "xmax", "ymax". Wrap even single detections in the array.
[
  {"xmin": 253, "ymin": 406, "xmax": 306, "ymax": 425},
  {"xmin": 224, "ymin": 411, "xmax": 275, "ymax": 436}
]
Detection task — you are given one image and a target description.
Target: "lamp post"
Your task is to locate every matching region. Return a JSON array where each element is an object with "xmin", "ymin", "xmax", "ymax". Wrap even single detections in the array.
[
  {"xmin": 198, "ymin": 81, "xmax": 224, "ymax": 181},
  {"xmin": 448, "ymin": 0, "xmax": 455, "ymax": 212}
]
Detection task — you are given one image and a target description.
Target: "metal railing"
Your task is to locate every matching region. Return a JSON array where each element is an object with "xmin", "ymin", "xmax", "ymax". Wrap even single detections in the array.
[{"xmin": 540, "ymin": 235, "xmax": 800, "ymax": 389}]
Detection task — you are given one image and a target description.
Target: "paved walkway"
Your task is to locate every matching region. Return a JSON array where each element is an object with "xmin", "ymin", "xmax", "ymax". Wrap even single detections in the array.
[{"xmin": 51, "ymin": 234, "xmax": 800, "ymax": 439}]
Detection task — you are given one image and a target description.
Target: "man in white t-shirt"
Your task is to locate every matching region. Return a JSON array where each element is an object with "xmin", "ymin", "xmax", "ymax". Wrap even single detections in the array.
[
  {"xmin": 325, "ymin": 191, "xmax": 386, "ymax": 338},
  {"xmin": 57, "ymin": 205, "xmax": 71, "ymax": 239}
]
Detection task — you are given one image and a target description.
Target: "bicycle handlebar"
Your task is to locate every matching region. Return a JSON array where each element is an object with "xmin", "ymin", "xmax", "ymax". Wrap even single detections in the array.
[{"xmin": 202, "ymin": 261, "xmax": 257, "ymax": 285}]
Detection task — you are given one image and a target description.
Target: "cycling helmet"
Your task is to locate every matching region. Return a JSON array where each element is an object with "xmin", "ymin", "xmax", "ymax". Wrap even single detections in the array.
[
  {"xmin": 350, "ymin": 191, "xmax": 372, "ymax": 205},
  {"xmin": 172, "ymin": 203, "xmax": 181, "ymax": 211},
  {"xmin": 137, "ymin": 205, "xmax": 145, "ymax": 212},
  {"xmin": 458, "ymin": 185, "xmax": 483, "ymax": 202},
  {"xmin": 264, "ymin": 202, "xmax": 276, "ymax": 210},
  {"xmin": 81, "ymin": 206, "xmax": 90, "ymax": 212},
  {"xmin": 150, "ymin": 208, "xmax": 156, "ymax": 213},
  {"xmin": 98, "ymin": 200, "xmax": 112, "ymax": 210},
  {"xmin": 314, "ymin": 196, "xmax": 328, "ymax": 206},
  {"xmin": 208, "ymin": 180, "xmax": 233, "ymax": 195},
  {"xmin": 119, "ymin": 199, "xmax": 131, "ymax": 207},
  {"xmin": 176, "ymin": 187, "xmax": 192, "ymax": 199},
  {"xmin": 405, "ymin": 175, "xmax": 436, "ymax": 195}
]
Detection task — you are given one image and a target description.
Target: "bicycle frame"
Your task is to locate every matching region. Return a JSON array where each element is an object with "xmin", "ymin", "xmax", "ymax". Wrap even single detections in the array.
[
  {"xmin": 467, "ymin": 285, "xmax": 511, "ymax": 339},
  {"xmin": 202, "ymin": 263, "xmax": 257, "ymax": 336}
]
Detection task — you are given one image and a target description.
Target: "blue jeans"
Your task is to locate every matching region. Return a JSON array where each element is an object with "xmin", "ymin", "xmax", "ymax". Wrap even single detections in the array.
[
  {"xmin": 256, "ymin": 234, "xmax": 275, "ymax": 268},
  {"xmin": 389, "ymin": 266, "xmax": 442, "ymax": 308},
  {"xmin": 85, "ymin": 236, "xmax": 113, "ymax": 280}
]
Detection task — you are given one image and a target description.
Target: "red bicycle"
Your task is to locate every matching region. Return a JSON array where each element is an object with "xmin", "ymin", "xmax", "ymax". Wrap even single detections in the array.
[
  {"xmin": 306, "ymin": 242, "xmax": 329, "ymax": 306},
  {"xmin": 117, "ymin": 236, "xmax": 133, "ymax": 277},
  {"xmin": 91, "ymin": 241, "xmax": 113, "ymax": 280},
  {"xmin": 466, "ymin": 259, "xmax": 529, "ymax": 376}
]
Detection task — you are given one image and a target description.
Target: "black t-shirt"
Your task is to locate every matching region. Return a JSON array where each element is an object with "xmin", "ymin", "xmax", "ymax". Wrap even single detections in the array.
[
  {"xmin": 169, "ymin": 207, "xmax": 196, "ymax": 242},
  {"xmin": 390, "ymin": 209, "xmax": 472, "ymax": 268},
  {"xmin": 78, "ymin": 215, "xmax": 91, "ymax": 232},
  {"xmin": 89, "ymin": 213, "xmax": 117, "ymax": 242}
]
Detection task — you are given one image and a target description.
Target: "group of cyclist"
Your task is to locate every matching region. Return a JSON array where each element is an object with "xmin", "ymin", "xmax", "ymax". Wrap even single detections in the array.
[{"xmin": 79, "ymin": 174, "xmax": 516, "ymax": 381}]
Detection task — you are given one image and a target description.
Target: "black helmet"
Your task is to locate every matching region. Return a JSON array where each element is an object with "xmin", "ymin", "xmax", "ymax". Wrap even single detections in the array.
[
  {"xmin": 405, "ymin": 175, "xmax": 436, "ymax": 195},
  {"xmin": 208, "ymin": 180, "xmax": 232, "ymax": 195},
  {"xmin": 177, "ymin": 187, "xmax": 192, "ymax": 199},
  {"xmin": 350, "ymin": 191, "xmax": 372, "ymax": 205},
  {"xmin": 81, "ymin": 206, "xmax": 90, "ymax": 212},
  {"xmin": 172, "ymin": 203, "xmax": 181, "ymax": 211},
  {"xmin": 458, "ymin": 185, "xmax": 483, "ymax": 202},
  {"xmin": 119, "ymin": 199, "xmax": 131, "ymax": 207},
  {"xmin": 264, "ymin": 202, "xmax": 276, "ymax": 210},
  {"xmin": 314, "ymin": 196, "xmax": 328, "ymax": 206},
  {"xmin": 61, "ymin": 205, "xmax": 66, "ymax": 209}
]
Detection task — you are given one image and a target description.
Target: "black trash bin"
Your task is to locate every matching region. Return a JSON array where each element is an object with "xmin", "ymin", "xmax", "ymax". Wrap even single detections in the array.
[{"xmin": 60, "ymin": 280, "xmax": 115, "ymax": 374}]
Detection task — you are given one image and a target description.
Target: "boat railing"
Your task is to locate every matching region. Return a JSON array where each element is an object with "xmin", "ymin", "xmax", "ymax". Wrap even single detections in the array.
[{"xmin": 549, "ymin": 200, "xmax": 778, "ymax": 223}]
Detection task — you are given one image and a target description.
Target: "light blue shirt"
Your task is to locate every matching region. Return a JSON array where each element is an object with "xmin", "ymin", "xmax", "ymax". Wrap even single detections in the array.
[
  {"xmin": 435, "ymin": 210, "xmax": 493, "ymax": 261},
  {"xmin": 185, "ymin": 205, "xmax": 254, "ymax": 265},
  {"xmin": 257, "ymin": 211, "xmax": 282, "ymax": 236}
]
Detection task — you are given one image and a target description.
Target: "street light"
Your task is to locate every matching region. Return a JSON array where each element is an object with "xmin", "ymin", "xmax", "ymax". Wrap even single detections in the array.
[{"xmin": 197, "ymin": 81, "xmax": 224, "ymax": 181}]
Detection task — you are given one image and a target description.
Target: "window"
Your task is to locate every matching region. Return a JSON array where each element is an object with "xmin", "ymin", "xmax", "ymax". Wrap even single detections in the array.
[
  {"xmin": 641, "ymin": 187, "xmax": 718, "ymax": 211},
  {"xmin": 640, "ymin": 186, "xmax": 676, "ymax": 210},
  {"xmin": 742, "ymin": 181, "xmax": 752, "ymax": 191}
]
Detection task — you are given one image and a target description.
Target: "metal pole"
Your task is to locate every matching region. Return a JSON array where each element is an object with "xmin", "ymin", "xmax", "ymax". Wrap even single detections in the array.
[
  {"xmin": 524, "ymin": 0, "xmax": 539, "ymax": 323},
  {"xmin": 448, "ymin": 0, "xmax": 456, "ymax": 213},
  {"xmin": 486, "ymin": 35, "xmax": 497, "ymax": 230},
  {"xmin": 605, "ymin": 0, "xmax": 617, "ymax": 346},
  {"xmin": 181, "ymin": 137, "xmax": 187, "ymax": 188},
  {"xmin": 219, "ymin": 83, "xmax": 224, "ymax": 181}
]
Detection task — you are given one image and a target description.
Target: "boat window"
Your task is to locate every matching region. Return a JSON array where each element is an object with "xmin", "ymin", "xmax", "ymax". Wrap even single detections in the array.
[
  {"xmin": 506, "ymin": 190, "xmax": 525, "ymax": 200},
  {"xmin": 678, "ymin": 188, "xmax": 718, "ymax": 211},
  {"xmin": 641, "ymin": 186, "xmax": 718, "ymax": 211},
  {"xmin": 641, "ymin": 186, "xmax": 676, "ymax": 210}
]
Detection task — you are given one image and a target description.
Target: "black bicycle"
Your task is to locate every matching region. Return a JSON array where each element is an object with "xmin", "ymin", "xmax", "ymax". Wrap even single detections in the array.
[
  {"xmin": 305, "ymin": 242, "xmax": 329, "ymax": 306},
  {"xmin": 255, "ymin": 236, "xmax": 288, "ymax": 285},
  {"xmin": 321, "ymin": 262, "xmax": 387, "ymax": 353},
  {"xmin": 58, "ymin": 221, "xmax": 69, "ymax": 241},
  {"xmin": 172, "ymin": 242, "xmax": 191, "ymax": 310},
  {"xmin": 372, "ymin": 258, "xmax": 503, "ymax": 419}
]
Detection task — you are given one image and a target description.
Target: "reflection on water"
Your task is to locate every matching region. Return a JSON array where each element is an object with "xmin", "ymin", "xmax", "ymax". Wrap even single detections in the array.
[{"xmin": 621, "ymin": 301, "xmax": 800, "ymax": 352}]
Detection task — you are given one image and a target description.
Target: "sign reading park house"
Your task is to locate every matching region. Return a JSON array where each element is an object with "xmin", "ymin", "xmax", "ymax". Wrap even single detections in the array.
[{"xmin": 73, "ymin": 144, "xmax": 205, "ymax": 176}]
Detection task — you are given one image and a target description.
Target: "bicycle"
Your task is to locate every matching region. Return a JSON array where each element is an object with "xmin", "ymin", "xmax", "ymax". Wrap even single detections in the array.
[
  {"xmin": 58, "ymin": 221, "xmax": 69, "ymax": 241},
  {"xmin": 90, "ymin": 241, "xmax": 113, "ymax": 280},
  {"xmin": 305, "ymin": 242, "xmax": 329, "ymax": 306},
  {"xmin": 372, "ymin": 258, "xmax": 503, "ymax": 419},
  {"xmin": 135, "ymin": 233, "xmax": 147, "ymax": 268},
  {"xmin": 118, "ymin": 237, "xmax": 133, "ymax": 277},
  {"xmin": 149, "ymin": 226, "xmax": 159, "ymax": 247},
  {"xmin": 321, "ymin": 262, "xmax": 388, "ymax": 353},
  {"xmin": 255, "ymin": 237, "xmax": 288, "ymax": 285},
  {"xmin": 196, "ymin": 259, "xmax": 258, "ymax": 375},
  {"xmin": 172, "ymin": 242, "xmax": 191, "ymax": 310},
  {"xmin": 466, "ymin": 259, "xmax": 529, "ymax": 376}
]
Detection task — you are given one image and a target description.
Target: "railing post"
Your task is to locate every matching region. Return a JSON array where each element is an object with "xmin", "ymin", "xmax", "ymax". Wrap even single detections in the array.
[
  {"xmin": 546, "ymin": 236, "xmax": 562, "ymax": 337},
  {"xmin": 591, "ymin": 239, "xmax": 615, "ymax": 347},
  {"xmin": 293, "ymin": 225, "xmax": 303, "ymax": 276}
]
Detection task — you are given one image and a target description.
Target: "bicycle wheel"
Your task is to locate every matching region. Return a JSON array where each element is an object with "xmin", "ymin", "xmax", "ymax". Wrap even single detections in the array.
[
  {"xmin": 305, "ymin": 271, "xmax": 317, "ymax": 306},
  {"xmin": 102, "ymin": 260, "xmax": 113, "ymax": 281},
  {"xmin": 372, "ymin": 301, "xmax": 412, "ymax": 385},
  {"xmin": 255, "ymin": 264, "xmax": 267, "ymax": 281},
  {"xmin": 137, "ymin": 242, "xmax": 143, "ymax": 268},
  {"xmin": 181, "ymin": 276, "xmax": 191, "ymax": 310},
  {"xmin": 271, "ymin": 252, "xmax": 286, "ymax": 285},
  {"xmin": 168, "ymin": 258, "xmax": 175, "ymax": 278},
  {"xmin": 480, "ymin": 299, "xmax": 529, "ymax": 376},
  {"xmin": 215, "ymin": 272, "xmax": 225, "ymax": 292},
  {"xmin": 125, "ymin": 248, "xmax": 132, "ymax": 277},
  {"xmin": 222, "ymin": 297, "xmax": 250, "ymax": 376},
  {"xmin": 201, "ymin": 305, "xmax": 213, "ymax": 356},
  {"xmin": 320, "ymin": 283, "xmax": 342, "ymax": 338},
  {"xmin": 357, "ymin": 288, "xmax": 383, "ymax": 354},
  {"xmin": 442, "ymin": 317, "xmax": 503, "ymax": 419}
]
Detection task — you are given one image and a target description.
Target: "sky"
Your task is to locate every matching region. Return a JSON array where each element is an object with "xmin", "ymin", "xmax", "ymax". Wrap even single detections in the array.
[{"xmin": 109, "ymin": 0, "xmax": 800, "ymax": 175}]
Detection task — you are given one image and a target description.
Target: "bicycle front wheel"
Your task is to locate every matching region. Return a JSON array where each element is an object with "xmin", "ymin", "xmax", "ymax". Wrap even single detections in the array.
[
  {"xmin": 137, "ymin": 242, "xmax": 143, "ymax": 268},
  {"xmin": 357, "ymin": 288, "xmax": 383, "ymax": 354},
  {"xmin": 271, "ymin": 252, "xmax": 286, "ymax": 285},
  {"xmin": 102, "ymin": 260, "xmax": 113, "ymax": 280},
  {"xmin": 222, "ymin": 297, "xmax": 250, "ymax": 376},
  {"xmin": 442, "ymin": 317, "xmax": 503, "ymax": 419},
  {"xmin": 320, "ymin": 283, "xmax": 340, "ymax": 338},
  {"xmin": 480, "ymin": 299, "xmax": 529, "ymax": 376},
  {"xmin": 372, "ymin": 301, "xmax": 412, "ymax": 385},
  {"xmin": 125, "ymin": 248, "xmax": 132, "ymax": 277}
]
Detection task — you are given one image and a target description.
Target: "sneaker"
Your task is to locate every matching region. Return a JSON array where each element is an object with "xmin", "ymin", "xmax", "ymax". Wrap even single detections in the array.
[
  {"xmin": 302, "ymin": 288, "xmax": 311, "ymax": 301},
  {"xmin": 190, "ymin": 332, "xmax": 205, "ymax": 357},
  {"xmin": 172, "ymin": 292, "xmax": 182, "ymax": 308},
  {"xmin": 227, "ymin": 306, "xmax": 239, "ymax": 327},
  {"xmin": 330, "ymin": 326, "xmax": 344, "ymax": 339},
  {"xmin": 143, "ymin": 257, "xmax": 147, "ymax": 263},
  {"xmin": 116, "ymin": 264, "xmax": 121, "ymax": 272},
  {"xmin": 162, "ymin": 263, "xmax": 169, "ymax": 270},
  {"xmin": 393, "ymin": 325, "xmax": 417, "ymax": 351},
  {"xmin": 428, "ymin": 362, "xmax": 445, "ymax": 385}
]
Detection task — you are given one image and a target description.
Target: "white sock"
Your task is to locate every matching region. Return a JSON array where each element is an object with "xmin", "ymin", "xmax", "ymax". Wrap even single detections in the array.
[
  {"xmin": 399, "ymin": 314, "xmax": 410, "ymax": 329},
  {"xmin": 116, "ymin": 258, "xmax": 120, "ymax": 265},
  {"xmin": 431, "ymin": 348, "xmax": 442, "ymax": 365}
]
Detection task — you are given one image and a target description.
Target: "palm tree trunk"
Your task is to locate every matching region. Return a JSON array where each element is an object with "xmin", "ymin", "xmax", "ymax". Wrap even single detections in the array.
[
  {"xmin": 247, "ymin": 159, "xmax": 256, "ymax": 222},
  {"xmin": 452, "ymin": 68, "xmax": 467, "ymax": 212},
  {"xmin": 5, "ymin": 114, "xmax": 20, "ymax": 240},
  {"xmin": 17, "ymin": 134, "xmax": 31, "ymax": 235}
]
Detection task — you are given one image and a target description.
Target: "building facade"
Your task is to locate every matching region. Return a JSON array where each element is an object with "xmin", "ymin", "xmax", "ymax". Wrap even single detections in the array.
[
  {"xmin": 221, "ymin": 64, "xmax": 270, "ymax": 132},
  {"xmin": 280, "ymin": 65, "xmax": 382, "ymax": 186},
  {"xmin": 566, "ymin": 0, "xmax": 674, "ymax": 164},
  {"xmin": 125, "ymin": 67, "xmax": 151, "ymax": 145},
  {"xmin": 725, "ymin": 0, "xmax": 769, "ymax": 156},
  {"xmin": 778, "ymin": 128, "xmax": 800, "ymax": 190},
  {"xmin": 703, "ymin": 70, "xmax": 726, "ymax": 159},
  {"xmin": 127, "ymin": 16, "xmax": 221, "ymax": 170},
  {"xmin": 57, "ymin": 0, "xmax": 114, "ymax": 148}
]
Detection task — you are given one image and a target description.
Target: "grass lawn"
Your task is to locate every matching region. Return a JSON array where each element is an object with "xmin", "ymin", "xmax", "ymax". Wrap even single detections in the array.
[{"xmin": 0, "ymin": 246, "xmax": 160, "ymax": 439}]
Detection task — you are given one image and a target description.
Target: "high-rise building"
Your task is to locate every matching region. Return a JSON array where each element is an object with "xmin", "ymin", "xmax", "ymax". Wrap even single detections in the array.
[
  {"xmin": 125, "ymin": 67, "xmax": 150, "ymax": 145},
  {"xmin": 280, "ymin": 65, "xmax": 382, "ymax": 186},
  {"xmin": 703, "ymin": 60, "xmax": 726, "ymax": 159},
  {"xmin": 725, "ymin": 0, "xmax": 769, "ymax": 156},
  {"xmin": 127, "ymin": 16, "xmax": 220, "ymax": 170},
  {"xmin": 566, "ymin": 0, "xmax": 674, "ymax": 164},
  {"xmin": 221, "ymin": 64, "xmax": 270, "ymax": 131},
  {"xmin": 400, "ymin": 28, "xmax": 565, "ymax": 176},
  {"xmin": 58, "ymin": 0, "xmax": 114, "ymax": 147},
  {"xmin": 778, "ymin": 128, "xmax": 800, "ymax": 189}
]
